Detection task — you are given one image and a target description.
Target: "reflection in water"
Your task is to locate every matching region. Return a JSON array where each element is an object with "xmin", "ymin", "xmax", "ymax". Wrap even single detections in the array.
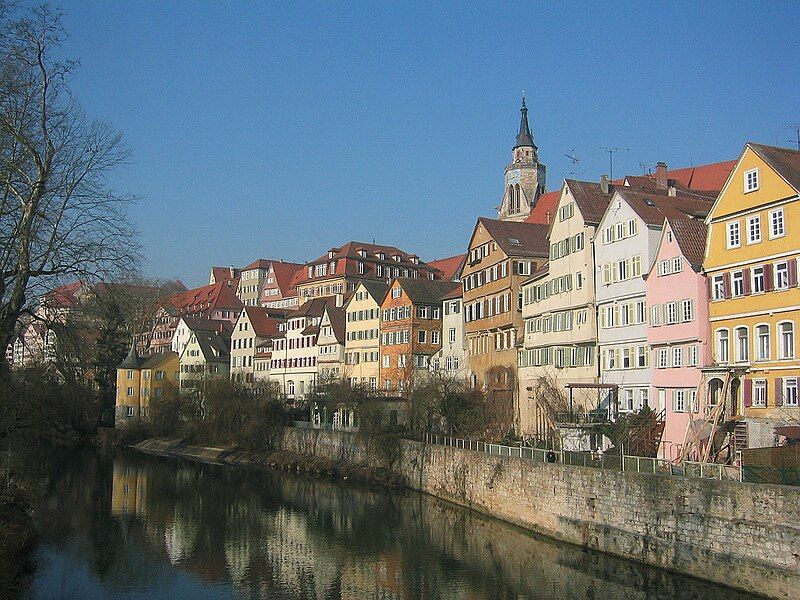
[{"xmin": 6, "ymin": 445, "xmax": 760, "ymax": 599}]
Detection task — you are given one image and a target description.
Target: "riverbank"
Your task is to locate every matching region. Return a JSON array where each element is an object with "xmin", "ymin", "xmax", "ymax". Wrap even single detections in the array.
[
  {"xmin": 135, "ymin": 437, "xmax": 405, "ymax": 487},
  {"xmin": 0, "ymin": 484, "xmax": 37, "ymax": 598},
  {"xmin": 134, "ymin": 429, "xmax": 798, "ymax": 599}
]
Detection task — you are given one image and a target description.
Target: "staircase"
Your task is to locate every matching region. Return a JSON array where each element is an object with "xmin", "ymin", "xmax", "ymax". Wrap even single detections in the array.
[
  {"xmin": 731, "ymin": 420, "xmax": 749, "ymax": 455},
  {"xmin": 626, "ymin": 409, "xmax": 666, "ymax": 458}
]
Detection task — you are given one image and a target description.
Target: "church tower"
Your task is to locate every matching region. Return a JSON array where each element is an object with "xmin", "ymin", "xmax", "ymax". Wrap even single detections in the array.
[{"xmin": 498, "ymin": 97, "xmax": 546, "ymax": 221}]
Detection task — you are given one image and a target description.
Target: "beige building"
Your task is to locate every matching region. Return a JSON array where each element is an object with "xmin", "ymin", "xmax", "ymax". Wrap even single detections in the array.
[
  {"xmin": 178, "ymin": 322, "xmax": 231, "ymax": 393},
  {"xmin": 317, "ymin": 305, "xmax": 346, "ymax": 381},
  {"xmin": 343, "ymin": 281, "xmax": 387, "ymax": 389},
  {"xmin": 462, "ymin": 218, "xmax": 549, "ymax": 436},
  {"xmin": 519, "ymin": 179, "xmax": 612, "ymax": 437},
  {"xmin": 230, "ymin": 306, "xmax": 282, "ymax": 383},
  {"xmin": 430, "ymin": 285, "xmax": 467, "ymax": 379}
]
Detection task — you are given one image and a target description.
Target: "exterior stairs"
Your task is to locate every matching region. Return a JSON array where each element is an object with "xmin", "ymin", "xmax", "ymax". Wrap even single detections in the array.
[
  {"xmin": 731, "ymin": 420, "xmax": 749, "ymax": 455},
  {"xmin": 626, "ymin": 409, "xmax": 666, "ymax": 458}
]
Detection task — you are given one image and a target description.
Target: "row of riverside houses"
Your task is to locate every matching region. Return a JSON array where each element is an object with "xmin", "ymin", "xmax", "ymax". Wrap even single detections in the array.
[{"xmin": 103, "ymin": 99, "xmax": 800, "ymax": 460}]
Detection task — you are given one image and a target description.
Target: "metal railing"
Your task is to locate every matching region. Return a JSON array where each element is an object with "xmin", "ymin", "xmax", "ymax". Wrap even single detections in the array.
[{"xmin": 423, "ymin": 433, "xmax": 743, "ymax": 482}]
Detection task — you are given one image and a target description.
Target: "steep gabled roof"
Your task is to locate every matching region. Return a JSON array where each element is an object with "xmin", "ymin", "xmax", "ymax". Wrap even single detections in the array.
[
  {"xmin": 194, "ymin": 329, "xmax": 231, "ymax": 362},
  {"xmin": 477, "ymin": 218, "xmax": 549, "ymax": 257},
  {"xmin": 428, "ymin": 254, "xmax": 466, "ymax": 281},
  {"xmin": 210, "ymin": 266, "xmax": 241, "ymax": 284},
  {"xmin": 290, "ymin": 296, "xmax": 331, "ymax": 319},
  {"xmin": 391, "ymin": 278, "xmax": 461, "ymax": 305},
  {"xmin": 613, "ymin": 188, "xmax": 715, "ymax": 227},
  {"xmin": 440, "ymin": 283, "xmax": 463, "ymax": 301},
  {"xmin": 525, "ymin": 190, "xmax": 560, "ymax": 225},
  {"xmin": 242, "ymin": 258, "xmax": 271, "ymax": 271},
  {"xmin": 243, "ymin": 306, "xmax": 282, "ymax": 338},
  {"xmin": 166, "ymin": 281, "xmax": 243, "ymax": 314},
  {"xmin": 270, "ymin": 261, "xmax": 304, "ymax": 294},
  {"xmin": 322, "ymin": 306, "xmax": 346, "ymax": 344},
  {"xmin": 668, "ymin": 218, "xmax": 708, "ymax": 271},
  {"xmin": 618, "ymin": 160, "xmax": 736, "ymax": 193},
  {"xmin": 117, "ymin": 340, "xmax": 141, "ymax": 369},
  {"xmin": 140, "ymin": 351, "xmax": 178, "ymax": 370},
  {"xmin": 748, "ymin": 143, "xmax": 800, "ymax": 191},
  {"xmin": 564, "ymin": 179, "xmax": 613, "ymax": 225},
  {"xmin": 180, "ymin": 316, "xmax": 233, "ymax": 336}
]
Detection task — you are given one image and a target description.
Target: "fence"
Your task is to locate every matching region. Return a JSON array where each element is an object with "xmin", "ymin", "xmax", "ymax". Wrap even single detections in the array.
[{"xmin": 424, "ymin": 433, "xmax": 743, "ymax": 483}]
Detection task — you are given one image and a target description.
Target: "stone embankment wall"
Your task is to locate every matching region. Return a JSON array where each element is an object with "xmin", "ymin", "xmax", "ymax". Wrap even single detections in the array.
[{"xmin": 138, "ymin": 429, "xmax": 799, "ymax": 599}]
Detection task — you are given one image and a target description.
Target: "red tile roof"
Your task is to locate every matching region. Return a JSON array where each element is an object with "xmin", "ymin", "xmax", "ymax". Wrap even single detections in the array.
[
  {"xmin": 525, "ymin": 190, "xmax": 560, "ymax": 225},
  {"xmin": 477, "ymin": 218, "xmax": 550, "ymax": 258},
  {"xmin": 210, "ymin": 266, "xmax": 241, "ymax": 284},
  {"xmin": 270, "ymin": 261, "xmax": 304, "ymax": 293},
  {"xmin": 166, "ymin": 280, "xmax": 243, "ymax": 314},
  {"xmin": 749, "ymin": 143, "xmax": 800, "ymax": 191},
  {"xmin": 243, "ymin": 306, "xmax": 282, "ymax": 338},
  {"xmin": 564, "ymin": 179, "xmax": 613, "ymax": 226},
  {"xmin": 667, "ymin": 218, "xmax": 708, "ymax": 271},
  {"xmin": 428, "ymin": 254, "xmax": 466, "ymax": 281},
  {"xmin": 323, "ymin": 305, "xmax": 346, "ymax": 344},
  {"xmin": 618, "ymin": 160, "xmax": 736, "ymax": 193},
  {"xmin": 441, "ymin": 283, "xmax": 463, "ymax": 301},
  {"xmin": 614, "ymin": 188, "xmax": 714, "ymax": 227}
]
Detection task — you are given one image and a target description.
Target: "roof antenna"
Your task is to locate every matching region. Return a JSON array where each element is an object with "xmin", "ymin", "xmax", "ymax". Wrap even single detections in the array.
[
  {"xmin": 599, "ymin": 146, "xmax": 629, "ymax": 181},
  {"xmin": 564, "ymin": 149, "xmax": 579, "ymax": 177},
  {"xmin": 787, "ymin": 124, "xmax": 800, "ymax": 150}
]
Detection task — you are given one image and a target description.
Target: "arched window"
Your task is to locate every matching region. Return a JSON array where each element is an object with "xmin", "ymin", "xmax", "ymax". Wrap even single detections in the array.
[
  {"xmin": 755, "ymin": 324, "xmax": 770, "ymax": 361},
  {"xmin": 715, "ymin": 329, "xmax": 729, "ymax": 364},
  {"xmin": 779, "ymin": 321, "xmax": 795, "ymax": 359},
  {"xmin": 709, "ymin": 378, "xmax": 724, "ymax": 406},
  {"xmin": 287, "ymin": 380, "xmax": 295, "ymax": 396},
  {"xmin": 514, "ymin": 184, "xmax": 521, "ymax": 213},
  {"xmin": 734, "ymin": 327, "xmax": 749, "ymax": 363},
  {"xmin": 507, "ymin": 185, "xmax": 514, "ymax": 213}
]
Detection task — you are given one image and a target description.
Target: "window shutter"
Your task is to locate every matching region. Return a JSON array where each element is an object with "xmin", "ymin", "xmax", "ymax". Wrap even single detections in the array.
[
  {"xmin": 743, "ymin": 379, "xmax": 752, "ymax": 408},
  {"xmin": 707, "ymin": 276, "xmax": 713, "ymax": 299},
  {"xmin": 764, "ymin": 263, "xmax": 774, "ymax": 291},
  {"xmin": 723, "ymin": 272, "xmax": 731, "ymax": 299},
  {"xmin": 742, "ymin": 268, "xmax": 751, "ymax": 295},
  {"xmin": 775, "ymin": 378, "xmax": 783, "ymax": 407},
  {"xmin": 788, "ymin": 260, "xmax": 798, "ymax": 287}
]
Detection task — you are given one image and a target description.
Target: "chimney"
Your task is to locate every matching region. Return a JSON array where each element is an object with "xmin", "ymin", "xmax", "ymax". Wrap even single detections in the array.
[
  {"xmin": 655, "ymin": 162, "xmax": 668, "ymax": 190},
  {"xmin": 600, "ymin": 174, "xmax": 609, "ymax": 195}
]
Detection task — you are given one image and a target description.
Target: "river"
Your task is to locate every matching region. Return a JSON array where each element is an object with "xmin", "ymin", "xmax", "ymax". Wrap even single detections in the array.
[{"xmin": 4, "ymin": 444, "xmax": 761, "ymax": 599}]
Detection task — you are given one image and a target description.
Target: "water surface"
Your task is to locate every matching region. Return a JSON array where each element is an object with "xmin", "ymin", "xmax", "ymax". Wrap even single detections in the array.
[{"xmin": 7, "ymin": 445, "xmax": 761, "ymax": 599}]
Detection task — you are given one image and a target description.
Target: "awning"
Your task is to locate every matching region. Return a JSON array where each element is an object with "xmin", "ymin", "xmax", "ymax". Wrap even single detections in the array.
[{"xmin": 774, "ymin": 426, "xmax": 800, "ymax": 440}]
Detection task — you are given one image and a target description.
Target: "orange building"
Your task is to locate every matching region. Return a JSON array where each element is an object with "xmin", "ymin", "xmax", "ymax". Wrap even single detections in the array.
[{"xmin": 379, "ymin": 278, "xmax": 460, "ymax": 393}]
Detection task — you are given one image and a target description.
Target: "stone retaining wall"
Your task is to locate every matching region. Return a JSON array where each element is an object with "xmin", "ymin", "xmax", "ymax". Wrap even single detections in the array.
[{"xmin": 136, "ymin": 430, "xmax": 799, "ymax": 598}]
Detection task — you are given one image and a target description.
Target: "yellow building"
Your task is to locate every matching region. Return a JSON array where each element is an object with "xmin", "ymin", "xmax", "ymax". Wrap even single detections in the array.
[
  {"xmin": 704, "ymin": 143, "xmax": 800, "ymax": 449},
  {"xmin": 115, "ymin": 341, "xmax": 179, "ymax": 426},
  {"xmin": 342, "ymin": 280, "xmax": 387, "ymax": 389}
]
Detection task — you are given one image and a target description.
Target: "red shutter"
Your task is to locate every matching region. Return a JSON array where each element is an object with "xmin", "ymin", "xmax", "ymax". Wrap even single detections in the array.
[
  {"xmin": 723, "ymin": 272, "xmax": 732, "ymax": 299},
  {"xmin": 764, "ymin": 263, "xmax": 774, "ymax": 291},
  {"xmin": 788, "ymin": 260, "xmax": 798, "ymax": 288},
  {"xmin": 775, "ymin": 378, "xmax": 784, "ymax": 407},
  {"xmin": 743, "ymin": 268, "xmax": 751, "ymax": 295},
  {"xmin": 707, "ymin": 276, "xmax": 714, "ymax": 300},
  {"xmin": 743, "ymin": 379, "xmax": 752, "ymax": 408}
]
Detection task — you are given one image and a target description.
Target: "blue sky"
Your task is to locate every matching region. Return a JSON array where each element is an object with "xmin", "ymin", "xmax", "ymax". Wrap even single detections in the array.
[{"xmin": 55, "ymin": 1, "xmax": 799, "ymax": 287}]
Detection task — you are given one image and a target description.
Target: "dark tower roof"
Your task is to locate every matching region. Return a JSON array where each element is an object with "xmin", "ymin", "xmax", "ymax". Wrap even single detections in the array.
[
  {"xmin": 514, "ymin": 96, "xmax": 537, "ymax": 150},
  {"xmin": 117, "ymin": 339, "xmax": 142, "ymax": 369}
]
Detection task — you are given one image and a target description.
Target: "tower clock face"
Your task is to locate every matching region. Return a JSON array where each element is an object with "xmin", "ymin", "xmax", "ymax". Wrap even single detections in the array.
[{"xmin": 507, "ymin": 169, "xmax": 521, "ymax": 185}]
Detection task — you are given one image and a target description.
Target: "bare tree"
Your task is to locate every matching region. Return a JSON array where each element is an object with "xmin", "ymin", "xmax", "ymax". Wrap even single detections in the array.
[{"xmin": 0, "ymin": 4, "xmax": 138, "ymax": 372}]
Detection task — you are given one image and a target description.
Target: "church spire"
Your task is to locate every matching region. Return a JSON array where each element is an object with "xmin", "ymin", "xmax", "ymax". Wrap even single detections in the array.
[{"xmin": 514, "ymin": 96, "xmax": 536, "ymax": 150}]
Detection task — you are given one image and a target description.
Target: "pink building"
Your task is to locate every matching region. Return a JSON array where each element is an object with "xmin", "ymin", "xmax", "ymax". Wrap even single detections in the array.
[{"xmin": 645, "ymin": 218, "xmax": 712, "ymax": 460}]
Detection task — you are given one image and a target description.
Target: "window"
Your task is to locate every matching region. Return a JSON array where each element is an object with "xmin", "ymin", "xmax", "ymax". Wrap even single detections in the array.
[
  {"xmin": 658, "ymin": 260, "xmax": 670, "ymax": 276},
  {"xmin": 770, "ymin": 208, "xmax": 785, "ymax": 238},
  {"xmin": 712, "ymin": 275, "xmax": 725, "ymax": 300},
  {"xmin": 744, "ymin": 168, "xmax": 759, "ymax": 193},
  {"xmin": 382, "ymin": 355, "xmax": 390, "ymax": 368},
  {"xmin": 755, "ymin": 324, "xmax": 770, "ymax": 361},
  {"xmin": 779, "ymin": 322, "xmax": 795, "ymax": 359},
  {"xmin": 753, "ymin": 379, "xmax": 767, "ymax": 407},
  {"xmin": 651, "ymin": 305, "xmax": 662, "ymax": 326},
  {"xmin": 665, "ymin": 302, "xmax": 678, "ymax": 324},
  {"xmin": 735, "ymin": 327, "xmax": 749, "ymax": 363},
  {"xmin": 775, "ymin": 262, "xmax": 789, "ymax": 290},
  {"xmin": 784, "ymin": 378, "xmax": 798, "ymax": 407},
  {"xmin": 127, "ymin": 370, "xmax": 134, "ymax": 380},
  {"xmin": 687, "ymin": 345, "xmax": 698, "ymax": 366},
  {"xmin": 623, "ymin": 389, "xmax": 635, "ymax": 412},
  {"xmin": 752, "ymin": 266, "xmax": 764, "ymax": 294},
  {"xmin": 126, "ymin": 406, "xmax": 134, "ymax": 417},
  {"xmin": 681, "ymin": 299, "xmax": 694, "ymax": 322},
  {"xmin": 674, "ymin": 390, "xmax": 687, "ymax": 413},
  {"xmin": 672, "ymin": 257, "xmax": 683, "ymax": 273},
  {"xmin": 391, "ymin": 287, "xmax": 402, "ymax": 298},
  {"xmin": 449, "ymin": 328, "xmax": 456, "ymax": 343},
  {"xmin": 673, "ymin": 347, "xmax": 683, "ymax": 368},
  {"xmin": 657, "ymin": 348, "xmax": 669, "ymax": 369},
  {"xmin": 726, "ymin": 221, "xmax": 740, "ymax": 248},
  {"xmin": 431, "ymin": 331, "xmax": 440, "ymax": 344},
  {"xmin": 716, "ymin": 329, "xmax": 729, "ymax": 364},
  {"xmin": 747, "ymin": 215, "xmax": 761, "ymax": 244},
  {"xmin": 126, "ymin": 387, "xmax": 134, "ymax": 397},
  {"xmin": 732, "ymin": 271, "xmax": 744, "ymax": 297}
]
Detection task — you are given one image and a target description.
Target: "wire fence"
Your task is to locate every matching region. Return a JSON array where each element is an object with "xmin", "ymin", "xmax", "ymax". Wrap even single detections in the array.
[{"xmin": 423, "ymin": 433, "xmax": 743, "ymax": 483}]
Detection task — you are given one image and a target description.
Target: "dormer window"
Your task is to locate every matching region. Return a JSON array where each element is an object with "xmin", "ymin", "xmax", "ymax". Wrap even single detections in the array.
[
  {"xmin": 357, "ymin": 249, "xmax": 366, "ymax": 257},
  {"xmin": 328, "ymin": 250, "xmax": 335, "ymax": 259},
  {"xmin": 393, "ymin": 254, "xmax": 401, "ymax": 262},
  {"xmin": 744, "ymin": 168, "xmax": 759, "ymax": 193},
  {"xmin": 307, "ymin": 266, "xmax": 313, "ymax": 278}
]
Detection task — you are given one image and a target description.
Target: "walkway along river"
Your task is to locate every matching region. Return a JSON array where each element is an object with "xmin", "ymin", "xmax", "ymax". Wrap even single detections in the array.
[{"xmin": 3, "ymin": 443, "xmax": 764, "ymax": 599}]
